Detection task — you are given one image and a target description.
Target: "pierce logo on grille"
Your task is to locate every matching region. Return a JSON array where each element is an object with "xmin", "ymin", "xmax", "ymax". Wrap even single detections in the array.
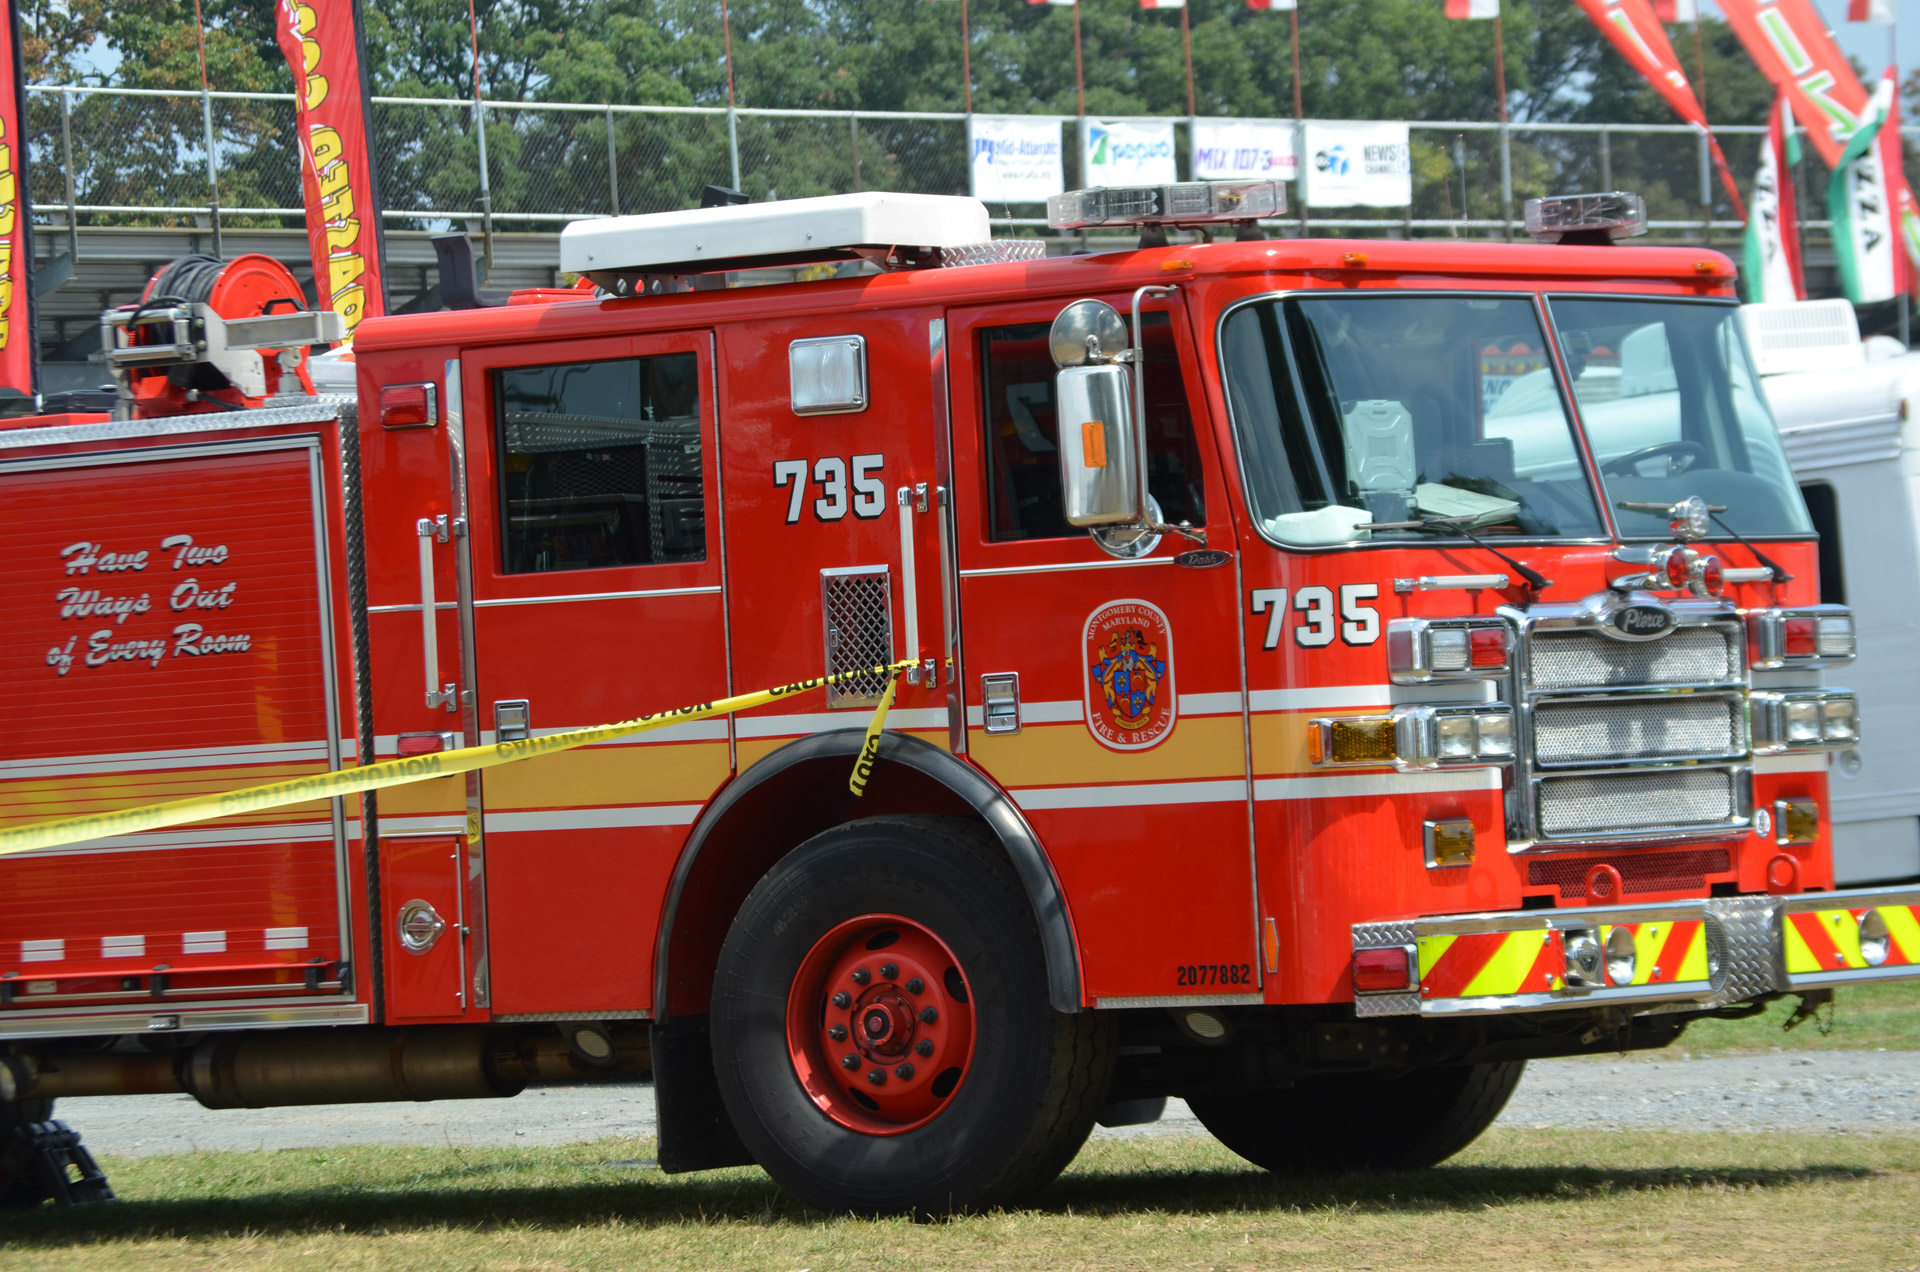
[
  {"xmin": 1607, "ymin": 603, "xmax": 1675, "ymax": 640},
  {"xmin": 1083, "ymin": 599, "xmax": 1176, "ymax": 751}
]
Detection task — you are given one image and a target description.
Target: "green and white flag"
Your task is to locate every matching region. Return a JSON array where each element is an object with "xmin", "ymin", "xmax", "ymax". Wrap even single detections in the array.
[{"xmin": 1828, "ymin": 76, "xmax": 1899, "ymax": 305}]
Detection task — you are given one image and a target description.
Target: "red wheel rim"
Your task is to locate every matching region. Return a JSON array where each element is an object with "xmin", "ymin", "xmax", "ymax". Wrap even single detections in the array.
[{"xmin": 785, "ymin": 912, "xmax": 976, "ymax": 1135}]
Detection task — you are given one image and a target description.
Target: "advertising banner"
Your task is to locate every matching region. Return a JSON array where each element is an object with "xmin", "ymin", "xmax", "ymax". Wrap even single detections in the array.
[
  {"xmin": 275, "ymin": 0, "xmax": 387, "ymax": 340},
  {"xmin": 968, "ymin": 115, "xmax": 1065, "ymax": 203},
  {"xmin": 1571, "ymin": 0, "xmax": 1744, "ymax": 216},
  {"xmin": 1300, "ymin": 121, "xmax": 1410, "ymax": 208},
  {"xmin": 1716, "ymin": 0, "xmax": 1872, "ymax": 168},
  {"xmin": 1192, "ymin": 119, "xmax": 1298, "ymax": 181},
  {"xmin": 1743, "ymin": 94, "xmax": 1806, "ymax": 303},
  {"xmin": 0, "ymin": 0, "xmax": 34, "ymax": 398},
  {"xmin": 1082, "ymin": 118, "xmax": 1179, "ymax": 187},
  {"xmin": 1829, "ymin": 75, "xmax": 1903, "ymax": 304}
]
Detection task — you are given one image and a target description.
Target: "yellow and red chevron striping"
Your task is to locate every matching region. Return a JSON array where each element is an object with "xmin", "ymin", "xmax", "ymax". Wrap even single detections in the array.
[{"xmin": 1419, "ymin": 930, "xmax": 1564, "ymax": 1000}]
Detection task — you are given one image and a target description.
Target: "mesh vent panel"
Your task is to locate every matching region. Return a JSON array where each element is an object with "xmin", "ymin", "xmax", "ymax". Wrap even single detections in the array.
[
  {"xmin": 1537, "ymin": 768, "xmax": 1735, "ymax": 837},
  {"xmin": 1532, "ymin": 696, "xmax": 1744, "ymax": 766},
  {"xmin": 1529, "ymin": 626, "xmax": 1738, "ymax": 690},
  {"xmin": 823, "ymin": 569, "xmax": 893, "ymax": 707},
  {"xmin": 1526, "ymin": 847, "xmax": 1734, "ymax": 899}
]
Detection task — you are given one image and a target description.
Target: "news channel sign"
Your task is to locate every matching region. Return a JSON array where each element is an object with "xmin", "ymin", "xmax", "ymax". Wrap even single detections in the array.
[
  {"xmin": 969, "ymin": 115, "xmax": 1066, "ymax": 203},
  {"xmin": 1301, "ymin": 121, "xmax": 1411, "ymax": 208},
  {"xmin": 1080, "ymin": 118, "xmax": 1179, "ymax": 187},
  {"xmin": 1192, "ymin": 119, "xmax": 1298, "ymax": 182}
]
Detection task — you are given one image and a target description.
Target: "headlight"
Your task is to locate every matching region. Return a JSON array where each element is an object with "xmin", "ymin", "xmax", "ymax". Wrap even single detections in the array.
[
  {"xmin": 1752, "ymin": 691, "xmax": 1861, "ymax": 754},
  {"xmin": 1475, "ymin": 712, "xmax": 1514, "ymax": 758},
  {"xmin": 1436, "ymin": 713, "xmax": 1476, "ymax": 758},
  {"xmin": 1309, "ymin": 707, "xmax": 1517, "ymax": 770}
]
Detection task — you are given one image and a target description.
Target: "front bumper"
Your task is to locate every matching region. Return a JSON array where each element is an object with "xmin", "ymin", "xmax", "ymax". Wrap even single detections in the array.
[{"xmin": 1352, "ymin": 885, "xmax": 1920, "ymax": 1017}]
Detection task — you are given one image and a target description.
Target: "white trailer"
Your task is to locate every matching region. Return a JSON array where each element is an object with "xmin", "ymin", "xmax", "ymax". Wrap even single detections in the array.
[{"xmin": 1751, "ymin": 300, "xmax": 1920, "ymax": 885}]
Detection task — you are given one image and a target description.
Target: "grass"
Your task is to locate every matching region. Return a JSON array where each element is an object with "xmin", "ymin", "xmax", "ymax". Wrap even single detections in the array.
[
  {"xmin": 1658, "ymin": 980, "xmax": 1920, "ymax": 1057},
  {"xmin": 5, "ymin": 1129, "xmax": 1920, "ymax": 1271}
]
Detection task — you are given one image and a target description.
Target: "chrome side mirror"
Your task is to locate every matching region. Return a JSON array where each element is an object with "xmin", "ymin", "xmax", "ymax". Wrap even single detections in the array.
[{"xmin": 1051, "ymin": 299, "xmax": 1141, "ymax": 529}]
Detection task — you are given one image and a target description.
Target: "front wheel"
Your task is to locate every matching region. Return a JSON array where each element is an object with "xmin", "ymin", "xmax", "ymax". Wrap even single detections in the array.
[
  {"xmin": 710, "ymin": 815, "xmax": 1113, "ymax": 1214},
  {"xmin": 1188, "ymin": 1061, "xmax": 1525, "ymax": 1174}
]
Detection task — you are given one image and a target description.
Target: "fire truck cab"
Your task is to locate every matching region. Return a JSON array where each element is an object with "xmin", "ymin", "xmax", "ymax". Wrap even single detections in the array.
[{"xmin": 4, "ymin": 186, "xmax": 1918, "ymax": 1214}]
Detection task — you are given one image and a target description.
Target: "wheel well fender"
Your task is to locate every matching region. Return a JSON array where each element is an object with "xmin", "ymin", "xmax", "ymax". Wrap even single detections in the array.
[{"xmin": 654, "ymin": 731, "xmax": 1082, "ymax": 1018}]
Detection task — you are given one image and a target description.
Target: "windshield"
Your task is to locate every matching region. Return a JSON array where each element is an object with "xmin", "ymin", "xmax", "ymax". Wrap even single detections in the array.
[
  {"xmin": 1221, "ymin": 295, "xmax": 1605, "ymax": 545},
  {"xmin": 1545, "ymin": 297, "xmax": 1811, "ymax": 539}
]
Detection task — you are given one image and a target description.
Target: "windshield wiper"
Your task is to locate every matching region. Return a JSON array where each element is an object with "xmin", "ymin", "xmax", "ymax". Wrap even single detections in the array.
[{"xmin": 1370, "ymin": 515, "xmax": 1554, "ymax": 593}]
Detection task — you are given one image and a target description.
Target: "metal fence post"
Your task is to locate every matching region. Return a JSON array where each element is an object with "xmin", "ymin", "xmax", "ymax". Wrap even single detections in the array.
[
  {"xmin": 728, "ymin": 107, "xmax": 742, "ymax": 191},
  {"xmin": 1296, "ymin": 117, "xmax": 1309, "ymax": 236},
  {"xmin": 1698, "ymin": 126, "xmax": 1712, "ymax": 244},
  {"xmin": 199, "ymin": 78, "xmax": 222, "ymax": 257},
  {"xmin": 473, "ymin": 96, "xmax": 495, "ymax": 281},
  {"xmin": 605, "ymin": 103, "xmax": 620, "ymax": 216},
  {"xmin": 59, "ymin": 91, "xmax": 77, "ymax": 260},
  {"xmin": 1599, "ymin": 128, "xmax": 1611, "ymax": 191},
  {"xmin": 850, "ymin": 115, "xmax": 862, "ymax": 192},
  {"xmin": 1499, "ymin": 123, "xmax": 1513, "ymax": 240}
]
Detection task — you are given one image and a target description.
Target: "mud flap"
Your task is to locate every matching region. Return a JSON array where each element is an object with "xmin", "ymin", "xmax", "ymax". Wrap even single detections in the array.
[{"xmin": 651, "ymin": 1016, "xmax": 753, "ymax": 1174}]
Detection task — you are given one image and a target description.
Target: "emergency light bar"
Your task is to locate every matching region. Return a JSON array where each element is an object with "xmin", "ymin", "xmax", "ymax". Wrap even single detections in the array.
[
  {"xmin": 1522, "ymin": 191, "xmax": 1647, "ymax": 244},
  {"xmin": 559, "ymin": 192, "xmax": 996, "ymax": 290},
  {"xmin": 1045, "ymin": 180, "xmax": 1284, "ymax": 231}
]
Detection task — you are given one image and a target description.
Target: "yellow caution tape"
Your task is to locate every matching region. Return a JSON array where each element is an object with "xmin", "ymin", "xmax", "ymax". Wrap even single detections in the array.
[
  {"xmin": 848, "ymin": 669, "xmax": 902, "ymax": 797},
  {"xmin": 0, "ymin": 660, "xmax": 918, "ymax": 858}
]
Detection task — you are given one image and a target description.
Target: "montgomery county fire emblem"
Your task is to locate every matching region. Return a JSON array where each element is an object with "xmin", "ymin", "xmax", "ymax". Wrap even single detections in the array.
[{"xmin": 1083, "ymin": 599, "xmax": 1176, "ymax": 751}]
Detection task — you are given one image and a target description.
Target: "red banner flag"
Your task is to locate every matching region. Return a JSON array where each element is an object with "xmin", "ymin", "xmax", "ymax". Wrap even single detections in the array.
[
  {"xmin": 0, "ymin": 0, "xmax": 35, "ymax": 399},
  {"xmin": 1715, "ymin": 0, "xmax": 1873, "ymax": 171},
  {"xmin": 1571, "ymin": 0, "xmax": 1745, "ymax": 219},
  {"xmin": 275, "ymin": 0, "xmax": 387, "ymax": 341}
]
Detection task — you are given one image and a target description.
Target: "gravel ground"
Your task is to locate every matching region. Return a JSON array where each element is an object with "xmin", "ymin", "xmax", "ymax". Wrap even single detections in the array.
[{"xmin": 45, "ymin": 1049, "xmax": 1920, "ymax": 1159}]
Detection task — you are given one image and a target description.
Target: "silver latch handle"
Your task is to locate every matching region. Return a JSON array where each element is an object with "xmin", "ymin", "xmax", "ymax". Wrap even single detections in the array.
[
  {"xmin": 417, "ymin": 516, "xmax": 456, "ymax": 712},
  {"xmin": 898, "ymin": 486, "xmax": 924, "ymax": 685}
]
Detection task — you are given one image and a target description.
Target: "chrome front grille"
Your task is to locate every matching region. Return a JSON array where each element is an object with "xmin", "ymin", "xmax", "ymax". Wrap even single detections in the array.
[
  {"xmin": 1537, "ymin": 768, "xmax": 1737, "ymax": 837},
  {"xmin": 1513, "ymin": 599, "xmax": 1749, "ymax": 846},
  {"xmin": 1528, "ymin": 626, "xmax": 1737, "ymax": 690},
  {"xmin": 1531, "ymin": 694, "xmax": 1745, "ymax": 767}
]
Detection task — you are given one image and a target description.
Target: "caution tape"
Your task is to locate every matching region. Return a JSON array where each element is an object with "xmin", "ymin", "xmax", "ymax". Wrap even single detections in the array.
[
  {"xmin": 848, "ymin": 670, "xmax": 901, "ymax": 797},
  {"xmin": 0, "ymin": 661, "xmax": 918, "ymax": 858}
]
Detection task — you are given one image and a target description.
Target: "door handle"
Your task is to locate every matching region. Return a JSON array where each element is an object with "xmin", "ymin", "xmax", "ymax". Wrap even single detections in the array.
[
  {"xmin": 897, "ymin": 483, "xmax": 934, "ymax": 687},
  {"xmin": 417, "ymin": 515, "xmax": 457, "ymax": 712}
]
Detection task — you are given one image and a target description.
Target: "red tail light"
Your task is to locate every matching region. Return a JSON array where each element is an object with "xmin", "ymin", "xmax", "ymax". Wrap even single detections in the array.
[
  {"xmin": 1469, "ymin": 626, "xmax": 1507, "ymax": 668},
  {"xmin": 1782, "ymin": 616, "xmax": 1816, "ymax": 657},
  {"xmin": 1696, "ymin": 554, "xmax": 1724, "ymax": 598},
  {"xmin": 1352, "ymin": 946, "xmax": 1414, "ymax": 993},
  {"xmin": 379, "ymin": 383, "xmax": 438, "ymax": 430}
]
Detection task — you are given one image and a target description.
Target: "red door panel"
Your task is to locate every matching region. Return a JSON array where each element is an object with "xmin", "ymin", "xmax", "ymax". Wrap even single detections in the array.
[{"xmin": 380, "ymin": 834, "xmax": 467, "ymax": 1021}]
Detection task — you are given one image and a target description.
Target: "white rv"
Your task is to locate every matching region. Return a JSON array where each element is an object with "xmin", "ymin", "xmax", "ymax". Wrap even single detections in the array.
[{"xmin": 1750, "ymin": 299, "xmax": 1920, "ymax": 885}]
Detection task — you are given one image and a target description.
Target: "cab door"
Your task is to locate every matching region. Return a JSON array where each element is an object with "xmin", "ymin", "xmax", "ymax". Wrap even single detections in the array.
[
  {"xmin": 459, "ymin": 331, "xmax": 732, "ymax": 1016},
  {"xmin": 947, "ymin": 293, "xmax": 1259, "ymax": 1006}
]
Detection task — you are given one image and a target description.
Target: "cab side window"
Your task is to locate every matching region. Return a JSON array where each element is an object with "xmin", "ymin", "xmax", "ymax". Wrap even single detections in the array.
[
  {"xmin": 980, "ymin": 313, "xmax": 1207, "ymax": 541},
  {"xmin": 494, "ymin": 353, "xmax": 706, "ymax": 573}
]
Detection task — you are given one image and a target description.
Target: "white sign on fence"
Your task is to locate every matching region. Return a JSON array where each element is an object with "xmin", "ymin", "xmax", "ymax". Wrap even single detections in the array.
[
  {"xmin": 1191, "ymin": 119, "xmax": 1298, "ymax": 181},
  {"xmin": 969, "ymin": 115, "xmax": 1065, "ymax": 203},
  {"xmin": 1082, "ymin": 118, "xmax": 1179, "ymax": 187},
  {"xmin": 1300, "ymin": 121, "xmax": 1411, "ymax": 208}
]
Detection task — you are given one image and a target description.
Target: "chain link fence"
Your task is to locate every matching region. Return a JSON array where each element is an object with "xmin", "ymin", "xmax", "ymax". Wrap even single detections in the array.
[{"xmin": 22, "ymin": 82, "xmax": 1873, "ymax": 242}]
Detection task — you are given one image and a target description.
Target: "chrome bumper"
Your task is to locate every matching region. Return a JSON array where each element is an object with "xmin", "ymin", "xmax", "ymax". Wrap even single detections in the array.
[{"xmin": 1352, "ymin": 885, "xmax": 1920, "ymax": 1018}]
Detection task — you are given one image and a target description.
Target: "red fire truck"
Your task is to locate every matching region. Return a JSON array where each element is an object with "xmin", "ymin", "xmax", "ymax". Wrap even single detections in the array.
[{"xmin": 3, "ymin": 186, "xmax": 1917, "ymax": 1214}]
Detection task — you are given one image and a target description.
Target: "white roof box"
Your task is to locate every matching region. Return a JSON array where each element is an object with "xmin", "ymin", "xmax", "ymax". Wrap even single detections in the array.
[
  {"xmin": 560, "ymin": 192, "xmax": 994, "ymax": 290},
  {"xmin": 1740, "ymin": 299, "xmax": 1865, "ymax": 377}
]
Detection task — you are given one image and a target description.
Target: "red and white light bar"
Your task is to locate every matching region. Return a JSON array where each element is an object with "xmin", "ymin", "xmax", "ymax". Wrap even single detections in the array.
[{"xmin": 1748, "ymin": 606, "xmax": 1856, "ymax": 669}]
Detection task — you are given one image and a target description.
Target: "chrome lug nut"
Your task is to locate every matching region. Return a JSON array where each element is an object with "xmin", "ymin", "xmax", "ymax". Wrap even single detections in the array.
[
  {"xmin": 867, "ymin": 1068, "xmax": 887, "ymax": 1086},
  {"xmin": 851, "ymin": 967, "xmax": 870, "ymax": 986},
  {"xmin": 832, "ymin": 991, "xmax": 851, "ymax": 1008},
  {"xmin": 840, "ymin": 1054, "xmax": 859, "ymax": 1070},
  {"xmin": 905, "ymin": 977, "xmax": 924, "ymax": 994}
]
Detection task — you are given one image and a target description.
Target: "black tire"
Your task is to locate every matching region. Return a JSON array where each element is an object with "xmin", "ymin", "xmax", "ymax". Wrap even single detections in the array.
[
  {"xmin": 0, "ymin": 1098, "xmax": 55, "ymax": 1209},
  {"xmin": 711, "ymin": 814, "xmax": 1113, "ymax": 1215},
  {"xmin": 1188, "ymin": 1061, "xmax": 1525, "ymax": 1174}
]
